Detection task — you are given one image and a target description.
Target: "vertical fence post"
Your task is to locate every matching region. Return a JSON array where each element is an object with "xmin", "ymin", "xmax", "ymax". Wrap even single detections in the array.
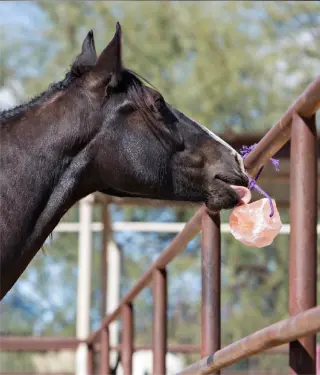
[
  {"xmin": 76, "ymin": 195, "xmax": 94, "ymax": 375},
  {"xmin": 153, "ymin": 268, "xmax": 167, "ymax": 375},
  {"xmin": 101, "ymin": 203, "xmax": 110, "ymax": 320},
  {"xmin": 107, "ymin": 239, "xmax": 122, "ymax": 360},
  {"xmin": 100, "ymin": 326, "xmax": 110, "ymax": 375},
  {"xmin": 87, "ymin": 344, "xmax": 94, "ymax": 375},
  {"xmin": 201, "ymin": 212, "xmax": 221, "ymax": 369},
  {"xmin": 289, "ymin": 113, "xmax": 317, "ymax": 375},
  {"xmin": 101, "ymin": 203, "xmax": 121, "ymax": 368},
  {"xmin": 122, "ymin": 303, "xmax": 134, "ymax": 375},
  {"xmin": 100, "ymin": 204, "xmax": 110, "ymax": 375}
]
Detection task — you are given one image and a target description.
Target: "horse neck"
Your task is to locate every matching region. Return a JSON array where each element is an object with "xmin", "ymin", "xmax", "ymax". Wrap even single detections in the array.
[{"xmin": 0, "ymin": 99, "xmax": 96, "ymax": 299}]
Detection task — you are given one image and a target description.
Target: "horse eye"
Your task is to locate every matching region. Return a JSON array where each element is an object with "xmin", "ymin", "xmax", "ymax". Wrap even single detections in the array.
[
  {"xmin": 154, "ymin": 95, "xmax": 165, "ymax": 111},
  {"xmin": 118, "ymin": 101, "xmax": 135, "ymax": 114}
]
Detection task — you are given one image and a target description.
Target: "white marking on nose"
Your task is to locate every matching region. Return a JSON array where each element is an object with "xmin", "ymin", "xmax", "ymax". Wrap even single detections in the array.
[
  {"xmin": 169, "ymin": 106, "xmax": 247, "ymax": 176},
  {"xmin": 236, "ymin": 152, "xmax": 246, "ymax": 176},
  {"xmin": 193, "ymin": 120, "xmax": 236, "ymax": 154},
  {"xmin": 188, "ymin": 116, "xmax": 247, "ymax": 175}
]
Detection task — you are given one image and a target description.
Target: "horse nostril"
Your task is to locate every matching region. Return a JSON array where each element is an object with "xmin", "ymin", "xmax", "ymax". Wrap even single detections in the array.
[
  {"xmin": 237, "ymin": 174, "xmax": 249, "ymax": 188},
  {"xmin": 242, "ymin": 173, "xmax": 249, "ymax": 187},
  {"xmin": 232, "ymin": 171, "xmax": 249, "ymax": 187}
]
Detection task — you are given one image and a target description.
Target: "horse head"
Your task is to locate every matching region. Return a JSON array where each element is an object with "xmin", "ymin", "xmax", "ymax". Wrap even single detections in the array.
[{"xmin": 71, "ymin": 23, "xmax": 249, "ymax": 211}]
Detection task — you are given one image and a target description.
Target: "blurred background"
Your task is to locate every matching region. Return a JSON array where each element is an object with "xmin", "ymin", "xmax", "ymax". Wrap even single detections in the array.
[{"xmin": 0, "ymin": 1, "xmax": 319, "ymax": 374}]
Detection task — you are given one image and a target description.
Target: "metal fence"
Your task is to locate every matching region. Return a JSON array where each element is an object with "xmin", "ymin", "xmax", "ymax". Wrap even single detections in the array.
[
  {"xmin": 1, "ymin": 76, "xmax": 319, "ymax": 375},
  {"xmin": 87, "ymin": 75, "xmax": 320, "ymax": 374}
]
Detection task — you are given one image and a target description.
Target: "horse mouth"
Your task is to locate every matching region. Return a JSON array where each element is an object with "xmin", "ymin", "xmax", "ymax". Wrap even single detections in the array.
[
  {"xmin": 230, "ymin": 185, "xmax": 251, "ymax": 205},
  {"xmin": 205, "ymin": 179, "xmax": 251, "ymax": 214}
]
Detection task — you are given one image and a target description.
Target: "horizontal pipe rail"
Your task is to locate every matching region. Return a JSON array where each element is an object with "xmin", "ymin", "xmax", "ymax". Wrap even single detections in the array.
[
  {"xmin": 1, "ymin": 340, "xmax": 287, "ymax": 353},
  {"xmin": 0, "ymin": 337, "xmax": 84, "ymax": 351},
  {"xmin": 0, "ymin": 372, "xmax": 293, "ymax": 375},
  {"xmin": 52, "ymin": 222, "xmax": 320, "ymax": 234},
  {"xmin": 0, "ymin": 373, "xmax": 74, "ymax": 375},
  {"xmin": 87, "ymin": 207, "xmax": 203, "ymax": 344},
  {"xmin": 95, "ymin": 343, "xmax": 290, "ymax": 355},
  {"xmin": 0, "ymin": 370, "xmax": 287, "ymax": 375},
  {"xmin": 0, "ymin": 339, "xmax": 295, "ymax": 355},
  {"xmin": 176, "ymin": 306, "xmax": 320, "ymax": 375},
  {"xmin": 208, "ymin": 373, "xmax": 297, "ymax": 375}
]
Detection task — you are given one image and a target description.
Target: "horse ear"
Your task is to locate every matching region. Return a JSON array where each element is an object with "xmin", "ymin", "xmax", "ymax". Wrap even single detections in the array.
[
  {"xmin": 80, "ymin": 30, "xmax": 97, "ymax": 65},
  {"xmin": 91, "ymin": 22, "xmax": 123, "ymax": 86},
  {"xmin": 71, "ymin": 30, "xmax": 97, "ymax": 74}
]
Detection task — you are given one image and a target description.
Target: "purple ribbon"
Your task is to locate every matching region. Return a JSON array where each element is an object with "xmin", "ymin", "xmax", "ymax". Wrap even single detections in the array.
[{"xmin": 240, "ymin": 144, "xmax": 280, "ymax": 217}]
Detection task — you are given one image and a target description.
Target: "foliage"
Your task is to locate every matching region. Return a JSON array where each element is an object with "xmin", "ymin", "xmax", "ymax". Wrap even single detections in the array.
[{"xmin": 0, "ymin": 1, "xmax": 319, "ymax": 372}]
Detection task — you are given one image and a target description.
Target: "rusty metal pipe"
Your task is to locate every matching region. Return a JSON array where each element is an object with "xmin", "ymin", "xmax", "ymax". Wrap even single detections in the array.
[
  {"xmin": 88, "ymin": 208, "xmax": 203, "ymax": 344},
  {"xmin": 0, "ymin": 372, "xmax": 294, "ymax": 375},
  {"xmin": 152, "ymin": 268, "xmax": 167, "ymax": 375},
  {"xmin": 99, "ymin": 327, "xmax": 110, "ymax": 375},
  {"xmin": 176, "ymin": 306, "xmax": 320, "ymax": 375},
  {"xmin": 289, "ymin": 113, "xmax": 318, "ymax": 375},
  {"xmin": 122, "ymin": 303, "xmax": 133, "ymax": 375},
  {"xmin": 0, "ymin": 373, "xmax": 290, "ymax": 375},
  {"xmin": 0, "ymin": 337, "xmax": 84, "ymax": 351},
  {"xmin": 92, "ymin": 343, "xmax": 290, "ymax": 355},
  {"xmin": 201, "ymin": 212, "xmax": 221, "ymax": 367}
]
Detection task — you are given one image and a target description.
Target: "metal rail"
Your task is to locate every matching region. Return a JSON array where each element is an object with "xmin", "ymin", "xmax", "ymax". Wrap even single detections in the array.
[
  {"xmin": 0, "ymin": 337, "xmax": 84, "ymax": 351},
  {"xmin": 88, "ymin": 207, "xmax": 203, "ymax": 344},
  {"xmin": 0, "ymin": 339, "xmax": 291, "ymax": 355},
  {"xmin": 177, "ymin": 306, "xmax": 320, "ymax": 374},
  {"xmin": 0, "ymin": 76, "xmax": 319, "ymax": 375},
  {"xmin": 92, "ymin": 76, "xmax": 319, "ymax": 375},
  {"xmin": 52, "ymin": 222, "xmax": 320, "ymax": 234},
  {"xmin": 244, "ymin": 76, "xmax": 320, "ymax": 176}
]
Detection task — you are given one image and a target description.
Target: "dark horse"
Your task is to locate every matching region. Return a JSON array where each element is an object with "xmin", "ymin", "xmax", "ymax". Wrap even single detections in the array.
[{"xmin": 0, "ymin": 23, "xmax": 249, "ymax": 300}]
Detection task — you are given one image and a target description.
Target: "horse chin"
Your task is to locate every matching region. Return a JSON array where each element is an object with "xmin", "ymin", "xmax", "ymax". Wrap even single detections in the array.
[
  {"xmin": 205, "ymin": 196, "xmax": 240, "ymax": 213},
  {"xmin": 204, "ymin": 183, "xmax": 251, "ymax": 213}
]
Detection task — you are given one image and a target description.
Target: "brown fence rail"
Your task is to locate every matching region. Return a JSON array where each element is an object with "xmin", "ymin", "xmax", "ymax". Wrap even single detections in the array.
[
  {"xmin": 0, "ymin": 372, "xmax": 314, "ymax": 375},
  {"xmin": 0, "ymin": 76, "xmax": 319, "ymax": 375},
  {"xmin": 86, "ymin": 76, "xmax": 319, "ymax": 374}
]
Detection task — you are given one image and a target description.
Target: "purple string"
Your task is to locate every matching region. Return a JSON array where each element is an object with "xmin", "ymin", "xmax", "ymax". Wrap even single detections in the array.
[{"xmin": 240, "ymin": 144, "xmax": 280, "ymax": 217}]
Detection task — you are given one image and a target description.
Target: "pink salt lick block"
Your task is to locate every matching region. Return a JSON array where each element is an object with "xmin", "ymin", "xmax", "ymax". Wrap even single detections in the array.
[{"xmin": 229, "ymin": 198, "xmax": 282, "ymax": 248}]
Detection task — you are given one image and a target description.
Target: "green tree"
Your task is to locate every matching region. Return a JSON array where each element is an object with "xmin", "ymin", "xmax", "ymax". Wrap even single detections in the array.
[{"xmin": 1, "ymin": 2, "xmax": 319, "ymax": 371}]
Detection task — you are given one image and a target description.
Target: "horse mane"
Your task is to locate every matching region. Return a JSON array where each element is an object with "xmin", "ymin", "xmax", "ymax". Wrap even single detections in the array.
[
  {"xmin": 0, "ymin": 52, "xmax": 98, "ymax": 124},
  {"xmin": 0, "ymin": 73, "xmax": 77, "ymax": 124},
  {"xmin": 0, "ymin": 64, "xmax": 159, "ymax": 126}
]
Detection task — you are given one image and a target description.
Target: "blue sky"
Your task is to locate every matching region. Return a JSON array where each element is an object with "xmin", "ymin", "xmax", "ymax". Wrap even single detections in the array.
[{"xmin": 0, "ymin": 1, "xmax": 44, "ymax": 29}]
